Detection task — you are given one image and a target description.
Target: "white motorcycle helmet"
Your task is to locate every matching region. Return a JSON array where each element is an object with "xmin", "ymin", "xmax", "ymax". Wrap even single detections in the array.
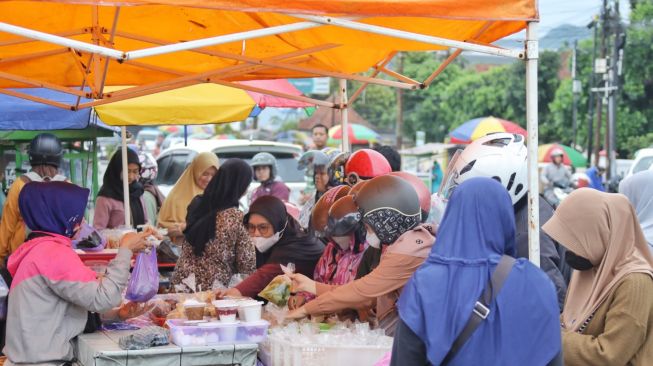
[{"xmin": 440, "ymin": 133, "xmax": 528, "ymax": 205}]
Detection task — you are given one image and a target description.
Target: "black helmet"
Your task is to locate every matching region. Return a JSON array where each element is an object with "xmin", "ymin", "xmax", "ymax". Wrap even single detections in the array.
[
  {"xmin": 354, "ymin": 175, "xmax": 421, "ymax": 245},
  {"xmin": 28, "ymin": 133, "xmax": 63, "ymax": 168}
]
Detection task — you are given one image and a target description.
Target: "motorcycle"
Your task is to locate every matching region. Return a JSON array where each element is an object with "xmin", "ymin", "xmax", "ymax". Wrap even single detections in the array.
[{"xmin": 543, "ymin": 180, "xmax": 574, "ymax": 209}]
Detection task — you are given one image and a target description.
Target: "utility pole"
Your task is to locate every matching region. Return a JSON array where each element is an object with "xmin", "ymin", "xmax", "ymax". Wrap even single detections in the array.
[
  {"xmin": 607, "ymin": 0, "xmax": 623, "ymax": 179},
  {"xmin": 594, "ymin": 0, "xmax": 609, "ymax": 167},
  {"xmin": 571, "ymin": 40, "xmax": 580, "ymax": 149},
  {"xmin": 395, "ymin": 52, "xmax": 404, "ymax": 149},
  {"xmin": 587, "ymin": 17, "xmax": 599, "ymax": 166}
]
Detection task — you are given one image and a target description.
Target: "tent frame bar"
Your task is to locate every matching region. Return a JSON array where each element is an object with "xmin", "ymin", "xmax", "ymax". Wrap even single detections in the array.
[
  {"xmin": 525, "ymin": 22, "xmax": 540, "ymax": 266},
  {"xmin": 291, "ymin": 14, "xmax": 524, "ymax": 59},
  {"xmin": 0, "ymin": 70, "xmax": 87, "ymax": 97}
]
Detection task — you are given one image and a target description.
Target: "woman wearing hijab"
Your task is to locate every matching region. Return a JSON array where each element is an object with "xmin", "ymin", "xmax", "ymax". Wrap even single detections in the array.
[
  {"xmin": 171, "ymin": 159, "xmax": 256, "ymax": 292},
  {"xmin": 286, "ymin": 175, "xmax": 435, "ymax": 336},
  {"xmin": 217, "ymin": 195, "xmax": 324, "ymax": 298},
  {"xmin": 4, "ymin": 182, "xmax": 154, "ymax": 365},
  {"xmin": 391, "ymin": 178, "xmax": 561, "ymax": 365},
  {"xmin": 620, "ymin": 170, "xmax": 653, "ymax": 249},
  {"xmin": 543, "ymin": 188, "xmax": 653, "ymax": 366},
  {"xmin": 94, "ymin": 149, "xmax": 147, "ymax": 230},
  {"xmin": 158, "ymin": 152, "xmax": 219, "ymax": 243}
]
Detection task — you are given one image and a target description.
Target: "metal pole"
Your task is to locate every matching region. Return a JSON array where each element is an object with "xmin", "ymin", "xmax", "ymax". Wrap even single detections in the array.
[
  {"xmin": 339, "ymin": 79, "xmax": 350, "ymax": 152},
  {"xmin": 595, "ymin": 0, "xmax": 609, "ymax": 167},
  {"xmin": 526, "ymin": 22, "xmax": 540, "ymax": 267},
  {"xmin": 608, "ymin": 1, "xmax": 621, "ymax": 180},
  {"xmin": 396, "ymin": 52, "xmax": 404, "ymax": 149},
  {"xmin": 587, "ymin": 20, "xmax": 599, "ymax": 166},
  {"xmin": 120, "ymin": 126, "xmax": 131, "ymax": 228},
  {"xmin": 571, "ymin": 40, "xmax": 578, "ymax": 148}
]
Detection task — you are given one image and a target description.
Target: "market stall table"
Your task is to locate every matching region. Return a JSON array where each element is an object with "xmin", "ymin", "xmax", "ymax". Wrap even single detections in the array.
[{"xmin": 76, "ymin": 330, "xmax": 258, "ymax": 366}]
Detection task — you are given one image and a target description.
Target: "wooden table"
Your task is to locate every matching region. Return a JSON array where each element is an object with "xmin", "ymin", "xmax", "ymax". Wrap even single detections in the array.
[{"xmin": 75, "ymin": 330, "xmax": 258, "ymax": 366}]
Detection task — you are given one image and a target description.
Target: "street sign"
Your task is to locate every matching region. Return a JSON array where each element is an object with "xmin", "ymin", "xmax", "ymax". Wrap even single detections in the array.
[
  {"xmin": 416, "ymin": 131, "xmax": 425, "ymax": 147},
  {"xmin": 573, "ymin": 80, "xmax": 582, "ymax": 94},
  {"xmin": 595, "ymin": 58, "xmax": 607, "ymax": 74},
  {"xmin": 288, "ymin": 77, "xmax": 331, "ymax": 95}
]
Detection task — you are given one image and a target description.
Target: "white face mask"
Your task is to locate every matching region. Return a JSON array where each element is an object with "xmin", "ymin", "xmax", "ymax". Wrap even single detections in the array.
[
  {"xmin": 366, "ymin": 231, "xmax": 381, "ymax": 249},
  {"xmin": 252, "ymin": 221, "xmax": 287, "ymax": 253},
  {"xmin": 253, "ymin": 233, "xmax": 280, "ymax": 253},
  {"xmin": 332, "ymin": 236, "xmax": 351, "ymax": 251}
]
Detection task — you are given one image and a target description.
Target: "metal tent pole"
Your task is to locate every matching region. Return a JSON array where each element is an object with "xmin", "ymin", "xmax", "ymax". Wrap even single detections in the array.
[
  {"xmin": 526, "ymin": 22, "xmax": 540, "ymax": 267},
  {"xmin": 339, "ymin": 79, "xmax": 350, "ymax": 152},
  {"xmin": 120, "ymin": 126, "xmax": 132, "ymax": 228}
]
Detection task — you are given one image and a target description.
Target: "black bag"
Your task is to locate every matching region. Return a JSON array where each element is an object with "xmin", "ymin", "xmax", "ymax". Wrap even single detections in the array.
[{"xmin": 156, "ymin": 239, "xmax": 180, "ymax": 263}]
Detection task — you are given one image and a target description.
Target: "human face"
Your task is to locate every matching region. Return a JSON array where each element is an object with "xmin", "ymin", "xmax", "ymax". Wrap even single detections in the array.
[
  {"xmin": 314, "ymin": 167, "xmax": 330, "ymax": 193},
  {"xmin": 553, "ymin": 155, "xmax": 563, "ymax": 165},
  {"xmin": 247, "ymin": 213, "xmax": 274, "ymax": 238},
  {"xmin": 127, "ymin": 163, "xmax": 140, "ymax": 184},
  {"xmin": 255, "ymin": 166, "xmax": 271, "ymax": 182},
  {"xmin": 312, "ymin": 127, "xmax": 328, "ymax": 149},
  {"xmin": 196, "ymin": 166, "xmax": 218, "ymax": 190}
]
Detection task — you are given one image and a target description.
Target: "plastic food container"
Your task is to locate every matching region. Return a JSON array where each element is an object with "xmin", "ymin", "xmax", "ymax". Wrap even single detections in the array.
[
  {"xmin": 167, "ymin": 319, "xmax": 269, "ymax": 347},
  {"xmin": 213, "ymin": 300, "xmax": 239, "ymax": 322},
  {"xmin": 237, "ymin": 300, "xmax": 264, "ymax": 322},
  {"xmin": 184, "ymin": 304, "xmax": 206, "ymax": 321}
]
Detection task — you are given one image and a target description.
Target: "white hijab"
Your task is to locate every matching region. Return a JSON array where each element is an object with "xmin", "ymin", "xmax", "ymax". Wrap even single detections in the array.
[{"xmin": 620, "ymin": 170, "xmax": 653, "ymax": 248}]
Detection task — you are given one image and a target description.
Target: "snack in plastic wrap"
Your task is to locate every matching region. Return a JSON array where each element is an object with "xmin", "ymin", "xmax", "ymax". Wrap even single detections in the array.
[
  {"xmin": 259, "ymin": 275, "xmax": 292, "ymax": 307},
  {"xmin": 118, "ymin": 326, "xmax": 169, "ymax": 350}
]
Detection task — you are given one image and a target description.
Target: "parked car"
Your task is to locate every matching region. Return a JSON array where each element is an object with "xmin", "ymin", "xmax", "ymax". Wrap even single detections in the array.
[
  {"xmin": 626, "ymin": 148, "xmax": 653, "ymax": 177},
  {"xmin": 155, "ymin": 139, "xmax": 306, "ymax": 209}
]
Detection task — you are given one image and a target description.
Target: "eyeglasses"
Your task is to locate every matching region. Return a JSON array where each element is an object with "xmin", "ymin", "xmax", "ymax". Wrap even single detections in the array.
[{"xmin": 247, "ymin": 223, "xmax": 273, "ymax": 236}]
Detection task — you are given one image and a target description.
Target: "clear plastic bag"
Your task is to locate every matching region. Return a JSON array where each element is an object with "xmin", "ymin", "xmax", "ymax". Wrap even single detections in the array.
[
  {"xmin": 258, "ymin": 263, "xmax": 295, "ymax": 306},
  {"xmin": 125, "ymin": 249, "xmax": 159, "ymax": 302},
  {"xmin": 228, "ymin": 273, "xmax": 248, "ymax": 288},
  {"xmin": 72, "ymin": 223, "xmax": 106, "ymax": 252}
]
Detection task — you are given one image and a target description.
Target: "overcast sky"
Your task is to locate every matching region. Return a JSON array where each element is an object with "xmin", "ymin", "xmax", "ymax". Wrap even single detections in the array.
[{"xmin": 538, "ymin": 0, "xmax": 631, "ymax": 36}]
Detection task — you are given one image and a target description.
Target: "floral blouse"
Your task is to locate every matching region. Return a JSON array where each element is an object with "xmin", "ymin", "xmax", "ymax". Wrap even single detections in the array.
[{"xmin": 171, "ymin": 207, "xmax": 256, "ymax": 291}]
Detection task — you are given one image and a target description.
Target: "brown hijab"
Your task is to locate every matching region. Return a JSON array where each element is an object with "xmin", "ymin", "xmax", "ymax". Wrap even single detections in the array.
[{"xmin": 543, "ymin": 188, "xmax": 653, "ymax": 332}]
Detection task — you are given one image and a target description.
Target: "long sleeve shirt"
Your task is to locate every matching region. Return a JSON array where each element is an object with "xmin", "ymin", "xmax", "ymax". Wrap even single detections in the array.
[
  {"xmin": 0, "ymin": 178, "xmax": 27, "ymax": 264},
  {"xmin": 304, "ymin": 225, "xmax": 435, "ymax": 334}
]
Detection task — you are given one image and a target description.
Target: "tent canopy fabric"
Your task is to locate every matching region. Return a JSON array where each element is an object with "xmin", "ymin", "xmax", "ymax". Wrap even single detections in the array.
[
  {"xmin": 95, "ymin": 79, "xmax": 311, "ymax": 126},
  {"xmin": 0, "ymin": 88, "xmax": 116, "ymax": 132},
  {"xmin": 0, "ymin": 1, "xmax": 536, "ymax": 102}
]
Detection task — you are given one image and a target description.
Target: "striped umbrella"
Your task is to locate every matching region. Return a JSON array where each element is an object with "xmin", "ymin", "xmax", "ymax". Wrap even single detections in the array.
[
  {"xmin": 538, "ymin": 143, "xmax": 587, "ymax": 168},
  {"xmin": 328, "ymin": 123, "xmax": 379, "ymax": 145},
  {"xmin": 449, "ymin": 116, "xmax": 527, "ymax": 144}
]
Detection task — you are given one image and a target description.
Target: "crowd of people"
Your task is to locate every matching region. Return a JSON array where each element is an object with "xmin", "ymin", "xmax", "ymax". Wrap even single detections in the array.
[{"xmin": 0, "ymin": 127, "xmax": 652, "ymax": 365}]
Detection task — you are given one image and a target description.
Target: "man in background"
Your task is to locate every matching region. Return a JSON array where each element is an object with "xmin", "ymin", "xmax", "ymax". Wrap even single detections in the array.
[{"xmin": 311, "ymin": 124, "xmax": 329, "ymax": 150}]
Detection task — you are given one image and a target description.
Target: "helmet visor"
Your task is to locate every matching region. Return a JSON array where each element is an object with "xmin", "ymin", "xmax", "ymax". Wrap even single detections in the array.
[
  {"xmin": 326, "ymin": 212, "xmax": 362, "ymax": 237},
  {"xmin": 438, "ymin": 149, "xmax": 463, "ymax": 200}
]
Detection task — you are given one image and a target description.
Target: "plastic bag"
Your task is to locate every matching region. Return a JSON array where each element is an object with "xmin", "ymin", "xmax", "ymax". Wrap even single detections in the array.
[
  {"xmin": 72, "ymin": 223, "xmax": 106, "ymax": 252},
  {"xmin": 125, "ymin": 249, "xmax": 159, "ymax": 302},
  {"xmin": 228, "ymin": 273, "xmax": 248, "ymax": 288},
  {"xmin": 258, "ymin": 263, "xmax": 295, "ymax": 306},
  {"xmin": 156, "ymin": 239, "xmax": 180, "ymax": 263}
]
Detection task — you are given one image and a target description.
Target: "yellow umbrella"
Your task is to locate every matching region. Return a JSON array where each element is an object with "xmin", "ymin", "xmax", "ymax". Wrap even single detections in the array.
[{"xmin": 95, "ymin": 84, "xmax": 255, "ymax": 126}]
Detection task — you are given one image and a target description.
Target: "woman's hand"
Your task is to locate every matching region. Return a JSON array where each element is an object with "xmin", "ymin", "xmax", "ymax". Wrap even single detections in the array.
[
  {"xmin": 214, "ymin": 287, "xmax": 242, "ymax": 300},
  {"xmin": 120, "ymin": 227, "xmax": 161, "ymax": 253},
  {"xmin": 287, "ymin": 295, "xmax": 307, "ymax": 310},
  {"xmin": 288, "ymin": 273, "xmax": 317, "ymax": 295},
  {"xmin": 118, "ymin": 301, "xmax": 154, "ymax": 320},
  {"xmin": 285, "ymin": 306, "xmax": 308, "ymax": 321}
]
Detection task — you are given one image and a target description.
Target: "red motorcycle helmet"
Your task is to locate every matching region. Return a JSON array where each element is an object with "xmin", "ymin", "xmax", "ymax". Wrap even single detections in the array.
[
  {"xmin": 344, "ymin": 149, "xmax": 391, "ymax": 185},
  {"xmin": 389, "ymin": 171, "xmax": 431, "ymax": 221}
]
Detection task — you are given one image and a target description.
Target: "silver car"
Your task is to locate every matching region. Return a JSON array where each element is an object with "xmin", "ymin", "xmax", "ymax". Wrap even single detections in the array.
[{"xmin": 155, "ymin": 139, "xmax": 306, "ymax": 209}]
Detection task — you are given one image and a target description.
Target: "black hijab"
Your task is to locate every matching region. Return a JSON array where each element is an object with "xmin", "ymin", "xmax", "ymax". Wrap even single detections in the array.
[
  {"xmin": 184, "ymin": 158, "xmax": 252, "ymax": 256},
  {"xmin": 245, "ymin": 195, "xmax": 324, "ymax": 267},
  {"xmin": 98, "ymin": 149, "xmax": 145, "ymax": 228}
]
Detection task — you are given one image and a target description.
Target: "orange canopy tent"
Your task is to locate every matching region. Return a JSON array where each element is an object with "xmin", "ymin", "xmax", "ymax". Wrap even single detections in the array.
[{"xmin": 0, "ymin": 0, "xmax": 543, "ymax": 264}]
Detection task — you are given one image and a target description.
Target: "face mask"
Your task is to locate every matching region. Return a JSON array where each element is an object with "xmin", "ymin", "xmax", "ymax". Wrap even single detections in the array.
[
  {"xmin": 366, "ymin": 231, "xmax": 381, "ymax": 249},
  {"xmin": 565, "ymin": 250, "xmax": 594, "ymax": 271},
  {"xmin": 332, "ymin": 236, "xmax": 351, "ymax": 251},
  {"xmin": 253, "ymin": 233, "xmax": 280, "ymax": 253}
]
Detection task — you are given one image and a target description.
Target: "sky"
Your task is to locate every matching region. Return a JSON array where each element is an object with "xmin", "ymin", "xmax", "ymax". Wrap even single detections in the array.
[{"xmin": 538, "ymin": 0, "xmax": 630, "ymax": 37}]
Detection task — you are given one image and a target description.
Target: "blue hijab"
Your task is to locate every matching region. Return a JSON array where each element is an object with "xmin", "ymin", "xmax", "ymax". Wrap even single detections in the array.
[
  {"xmin": 398, "ymin": 178, "xmax": 560, "ymax": 365},
  {"xmin": 19, "ymin": 181, "xmax": 89, "ymax": 238}
]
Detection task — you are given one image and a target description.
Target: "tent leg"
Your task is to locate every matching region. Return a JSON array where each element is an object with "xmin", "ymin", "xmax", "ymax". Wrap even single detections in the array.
[
  {"xmin": 339, "ymin": 79, "xmax": 350, "ymax": 152},
  {"xmin": 121, "ymin": 126, "xmax": 132, "ymax": 228},
  {"xmin": 526, "ymin": 22, "xmax": 540, "ymax": 267}
]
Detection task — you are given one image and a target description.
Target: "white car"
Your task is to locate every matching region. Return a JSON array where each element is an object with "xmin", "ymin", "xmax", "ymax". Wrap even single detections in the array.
[
  {"xmin": 155, "ymin": 139, "xmax": 306, "ymax": 209},
  {"xmin": 626, "ymin": 148, "xmax": 653, "ymax": 177}
]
